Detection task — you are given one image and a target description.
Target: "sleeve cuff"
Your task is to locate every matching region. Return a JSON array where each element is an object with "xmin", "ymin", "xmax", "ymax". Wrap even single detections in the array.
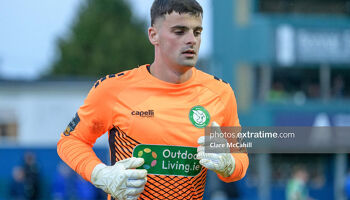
[
  {"xmin": 86, "ymin": 160, "xmax": 103, "ymax": 183},
  {"xmin": 217, "ymin": 153, "xmax": 249, "ymax": 183}
]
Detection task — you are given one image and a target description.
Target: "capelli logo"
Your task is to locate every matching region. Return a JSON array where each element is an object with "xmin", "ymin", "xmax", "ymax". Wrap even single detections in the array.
[{"xmin": 131, "ymin": 110, "xmax": 154, "ymax": 117}]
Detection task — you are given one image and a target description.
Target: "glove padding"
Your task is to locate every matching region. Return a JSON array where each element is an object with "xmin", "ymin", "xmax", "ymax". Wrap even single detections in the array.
[
  {"xmin": 91, "ymin": 157, "xmax": 147, "ymax": 200},
  {"xmin": 197, "ymin": 121, "xmax": 235, "ymax": 177}
]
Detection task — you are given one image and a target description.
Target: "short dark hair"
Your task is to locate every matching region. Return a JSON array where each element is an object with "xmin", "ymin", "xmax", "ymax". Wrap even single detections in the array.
[{"xmin": 151, "ymin": 0, "xmax": 203, "ymax": 26}]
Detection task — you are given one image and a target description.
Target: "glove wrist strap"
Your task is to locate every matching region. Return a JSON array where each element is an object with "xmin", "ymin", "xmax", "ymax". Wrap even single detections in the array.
[{"xmin": 91, "ymin": 163, "xmax": 107, "ymax": 184}]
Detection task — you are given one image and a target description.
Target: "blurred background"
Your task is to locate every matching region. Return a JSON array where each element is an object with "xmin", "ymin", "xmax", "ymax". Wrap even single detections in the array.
[{"xmin": 1, "ymin": 0, "xmax": 350, "ymax": 199}]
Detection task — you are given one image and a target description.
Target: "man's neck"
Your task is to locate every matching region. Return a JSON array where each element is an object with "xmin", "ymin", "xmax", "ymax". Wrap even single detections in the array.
[{"xmin": 149, "ymin": 62, "xmax": 193, "ymax": 84}]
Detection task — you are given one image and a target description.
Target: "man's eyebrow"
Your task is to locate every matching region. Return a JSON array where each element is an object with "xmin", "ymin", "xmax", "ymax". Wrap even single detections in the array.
[
  {"xmin": 170, "ymin": 25, "xmax": 203, "ymax": 31},
  {"xmin": 195, "ymin": 26, "xmax": 203, "ymax": 31},
  {"xmin": 170, "ymin": 25, "xmax": 189, "ymax": 30}
]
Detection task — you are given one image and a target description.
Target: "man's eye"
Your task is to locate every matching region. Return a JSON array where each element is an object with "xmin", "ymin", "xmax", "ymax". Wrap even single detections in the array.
[
  {"xmin": 175, "ymin": 31, "xmax": 184, "ymax": 35},
  {"xmin": 194, "ymin": 31, "xmax": 202, "ymax": 36}
]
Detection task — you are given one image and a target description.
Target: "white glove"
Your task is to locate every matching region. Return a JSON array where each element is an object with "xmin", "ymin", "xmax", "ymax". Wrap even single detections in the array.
[
  {"xmin": 197, "ymin": 121, "xmax": 235, "ymax": 177},
  {"xmin": 91, "ymin": 157, "xmax": 147, "ymax": 200}
]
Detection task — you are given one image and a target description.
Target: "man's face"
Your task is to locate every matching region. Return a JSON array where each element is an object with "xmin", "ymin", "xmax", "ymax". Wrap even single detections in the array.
[{"xmin": 152, "ymin": 12, "xmax": 203, "ymax": 67}]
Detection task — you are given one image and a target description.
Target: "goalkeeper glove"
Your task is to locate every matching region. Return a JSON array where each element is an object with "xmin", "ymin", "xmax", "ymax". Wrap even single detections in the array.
[
  {"xmin": 197, "ymin": 121, "xmax": 235, "ymax": 177},
  {"xmin": 91, "ymin": 157, "xmax": 147, "ymax": 200}
]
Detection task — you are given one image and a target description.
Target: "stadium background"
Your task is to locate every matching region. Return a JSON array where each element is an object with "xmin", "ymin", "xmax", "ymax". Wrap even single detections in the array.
[{"xmin": 1, "ymin": 0, "xmax": 350, "ymax": 199}]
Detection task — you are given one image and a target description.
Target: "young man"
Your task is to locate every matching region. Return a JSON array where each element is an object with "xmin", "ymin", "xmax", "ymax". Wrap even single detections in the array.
[{"xmin": 57, "ymin": 0, "xmax": 249, "ymax": 199}]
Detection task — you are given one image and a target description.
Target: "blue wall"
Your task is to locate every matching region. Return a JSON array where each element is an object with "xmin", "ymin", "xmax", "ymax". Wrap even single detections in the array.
[{"xmin": 0, "ymin": 147, "xmax": 109, "ymax": 199}]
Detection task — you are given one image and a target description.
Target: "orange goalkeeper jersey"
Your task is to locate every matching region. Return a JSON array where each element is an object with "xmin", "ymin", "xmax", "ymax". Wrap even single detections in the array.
[{"xmin": 57, "ymin": 64, "xmax": 249, "ymax": 200}]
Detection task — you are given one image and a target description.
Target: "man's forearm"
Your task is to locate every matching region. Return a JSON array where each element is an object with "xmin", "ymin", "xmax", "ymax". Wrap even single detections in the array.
[{"xmin": 57, "ymin": 134, "xmax": 102, "ymax": 182}]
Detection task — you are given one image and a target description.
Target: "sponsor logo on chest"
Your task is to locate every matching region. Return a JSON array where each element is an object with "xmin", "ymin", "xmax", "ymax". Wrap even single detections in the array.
[{"xmin": 131, "ymin": 110, "xmax": 154, "ymax": 117}]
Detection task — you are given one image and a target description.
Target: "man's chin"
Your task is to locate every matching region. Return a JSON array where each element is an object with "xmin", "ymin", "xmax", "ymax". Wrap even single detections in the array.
[{"xmin": 178, "ymin": 60, "xmax": 197, "ymax": 68}]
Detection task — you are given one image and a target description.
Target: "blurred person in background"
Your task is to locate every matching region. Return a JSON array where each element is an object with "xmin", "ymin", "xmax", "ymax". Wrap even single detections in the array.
[
  {"xmin": 52, "ymin": 162, "xmax": 76, "ymax": 200},
  {"xmin": 286, "ymin": 166, "xmax": 312, "ymax": 200},
  {"xmin": 57, "ymin": 0, "xmax": 248, "ymax": 199},
  {"xmin": 305, "ymin": 81, "xmax": 320, "ymax": 99},
  {"xmin": 9, "ymin": 166, "xmax": 26, "ymax": 200},
  {"xmin": 22, "ymin": 152, "xmax": 40, "ymax": 200},
  {"xmin": 268, "ymin": 81, "xmax": 288, "ymax": 102},
  {"xmin": 332, "ymin": 75, "xmax": 344, "ymax": 98}
]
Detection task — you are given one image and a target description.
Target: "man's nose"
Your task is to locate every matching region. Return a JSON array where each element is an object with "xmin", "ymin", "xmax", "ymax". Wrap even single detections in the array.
[{"xmin": 185, "ymin": 32, "xmax": 197, "ymax": 45}]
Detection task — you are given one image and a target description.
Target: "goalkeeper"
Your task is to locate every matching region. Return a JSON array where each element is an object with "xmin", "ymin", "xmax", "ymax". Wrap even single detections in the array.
[{"xmin": 57, "ymin": 0, "xmax": 249, "ymax": 199}]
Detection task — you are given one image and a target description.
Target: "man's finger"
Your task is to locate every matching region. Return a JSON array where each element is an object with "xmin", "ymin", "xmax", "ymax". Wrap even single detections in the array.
[
  {"xmin": 199, "ymin": 159, "xmax": 216, "ymax": 170},
  {"xmin": 211, "ymin": 121, "xmax": 222, "ymax": 135},
  {"xmin": 197, "ymin": 145, "xmax": 205, "ymax": 153},
  {"xmin": 127, "ymin": 178, "xmax": 147, "ymax": 188},
  {"xmin": 126, "ymin": 196, "xmax": 139, "ymax": 200},
  {"xmin": 197, "ymin": 121, "xmax": 222, "ymax": 146},
  {"xmin": 212, "ymin": 121, "xmax": 220, "ymax": 127},
  {"xmin": 126, "ymin": 187, "xmax": 145, "ymax": 196},
  {"xmin": 122, "ymin": 157, "xmax": 145, "ymax": 169},
  {"xmin": 197, "ymin": 136, "xmax": 205, "ymax": 145},
  {"xmin": 125, "ymin": 169, "xmax": 147, "ymax": 179},
  {"xmin": 196, "ymin": 151, "xmax": 204, "ymax": 160}
]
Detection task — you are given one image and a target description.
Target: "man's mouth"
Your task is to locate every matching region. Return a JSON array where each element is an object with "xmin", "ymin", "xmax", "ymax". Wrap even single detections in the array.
[{"xmin": 182, "ymin": 49, "xmax": 196, "ymax": 56}]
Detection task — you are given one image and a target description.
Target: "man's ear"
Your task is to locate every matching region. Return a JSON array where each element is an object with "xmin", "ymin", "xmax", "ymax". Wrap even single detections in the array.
[{"xmin": 148, "ymin": 26, "xmax": 159, "ymax": 45}]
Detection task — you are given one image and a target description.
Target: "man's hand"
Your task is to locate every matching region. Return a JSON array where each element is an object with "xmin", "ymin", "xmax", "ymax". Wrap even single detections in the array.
[
  {"xmin": 91, "ymin": 157, "xmax": 147, "ymax": 200},
  {"xmin": 196, "ymin": 121, "xmax": 236, "ymax": 177}
]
